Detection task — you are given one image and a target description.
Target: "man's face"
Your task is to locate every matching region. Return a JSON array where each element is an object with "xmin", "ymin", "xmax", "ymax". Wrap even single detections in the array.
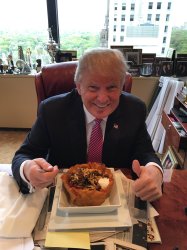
[{"xmin": 76, "ymin": 73, "xmax": 123, "ymax": 119}]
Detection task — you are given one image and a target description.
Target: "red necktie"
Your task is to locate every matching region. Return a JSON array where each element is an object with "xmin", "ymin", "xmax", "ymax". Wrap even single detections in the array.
[{"xmin": 87, "ymin": 119, "xmax": 103, "ymax": 163}]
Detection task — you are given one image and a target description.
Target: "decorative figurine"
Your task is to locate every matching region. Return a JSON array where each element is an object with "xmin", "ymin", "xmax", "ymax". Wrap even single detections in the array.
[
  {"xmin": 46, "ymin": 28, "xmax": 58, "ymax": 63},
  {"xmin": 0, "ymin": 59, "xmax": 3, "ymax": 74},
  {"xmin": 36, "ymin": 59, "xmax": 42, "ymax": 73},
  {"xmin": 7, "ymin": 54, "xmax": 15, "ymax": 74},
  {"xmin": 16, "ymin": 59, "xmax": 26, "ymax": 74},
  {"xmin": 25, "ymin": 48, "xmax": 32, "ymax": 68},
  {"xmin": 18, "ymin": 46, "xmax": 25, "ymax": 61}
]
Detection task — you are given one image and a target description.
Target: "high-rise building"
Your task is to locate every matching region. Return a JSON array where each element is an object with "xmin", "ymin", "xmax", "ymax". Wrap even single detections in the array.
[{"xmin": 105, "ymin": 0, "xmax": 174, "ymax": 56}]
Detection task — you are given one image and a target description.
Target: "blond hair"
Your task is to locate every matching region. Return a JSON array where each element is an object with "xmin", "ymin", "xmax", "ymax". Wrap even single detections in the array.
[{"xmin": 74, "ymin": 48, "xmax": 128, "ymax": 85}]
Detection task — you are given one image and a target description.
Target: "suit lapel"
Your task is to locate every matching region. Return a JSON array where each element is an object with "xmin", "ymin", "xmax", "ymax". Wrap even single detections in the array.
[
  {"xmin": 102, "ymin": 96, "xmax": 128, "ymax": 164},
  {"xmin": 103, "ymin": 114, "xmax": 121, "ymax": 161},
  {"xmin": 68, "ymin": 97, "xmax": 87, "ymax": 163}
]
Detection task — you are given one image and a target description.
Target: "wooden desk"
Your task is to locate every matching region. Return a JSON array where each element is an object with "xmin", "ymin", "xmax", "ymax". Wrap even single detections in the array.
[
  {"xmin": 1, "ymin": 166, "xmax": 186, "ymax": 249},
  {"xmin": 0, "ymin": 74, "xmax": 37, "ymax": 128},
  {"xmin": 148, "ymin": 169, "xmax": 187, "ymax": 250},
  {"xmin": 121, "ymin": 168, "xmax": 187, "ymax": 249}
]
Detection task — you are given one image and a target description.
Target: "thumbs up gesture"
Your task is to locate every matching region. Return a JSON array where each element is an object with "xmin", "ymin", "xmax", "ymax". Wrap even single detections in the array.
[{"xmin": 132, "ymin": 160, "xmax": 163, "ymax": 202}]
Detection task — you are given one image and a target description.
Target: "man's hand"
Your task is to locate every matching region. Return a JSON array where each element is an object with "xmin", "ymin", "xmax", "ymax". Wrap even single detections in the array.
[
  {"xmin": 23, "ymin": 158, "xmax": 59, "ymax": 189},
  {"xmin": 132, "ymin": 159, "xmax": 163, "ymax": 202}
]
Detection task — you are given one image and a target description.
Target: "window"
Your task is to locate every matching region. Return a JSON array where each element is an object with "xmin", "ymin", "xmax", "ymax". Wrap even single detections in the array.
[
  {"xmin": 121, "ymin": 25, "xmax": 125, "ymax": 32},
  {"xmin": 122, "ymin": 3, "xmax": 126, "ymax": 10},
  {"xmin": 164, "ymin": 26, "xmax": 168, "ymax": 32},
  {"xmin": 1, "ymin": 0, "xmax": 187, "ymax": 65},
  {"xmin": 166, "ymin": 14, "xmax": 170, "ymax": 21},
  {"xmin": 0, "ymin": 0, "xmax": 49, "ymax": 66},
  {"xmin": 167, "ymin": 2, "xmax": 171, "ymax": 10},
  {"xmin": 121, "ymin": 15, "xmax": 125, "ymax": 21},
  {"xmin": 163, "ymin": 37, "xmax": 166, "ymax": 43},
  {"xmin": 162, "ymin": 47, "xmax": 165, "ymax": 54},
  {"xmin": 58, "ymin": 0, "xmax": 107, "ymax": 57},
  {"xmin": 147, "ymin": 14, "xmax": 152, "ymax": 21},
  {"xmin": 155, "ymin": 14, "xmax": 160, "ymax": 21},
  {"xmin": 148, "ymin": 2, "xmax": 153, "ymax": 9},
  {"xmin": 120, "ymin": 36, "xmax": 124, "ymax": 42},
  {"xmin": 130, "ymin": 15, "xmax": 134, "ymax": 21},
  {"xmin": 157, "ymin": 2, "xmax": 162, "ymax": 9},
  {"xmin": 113, "ymin": 35, "xmax": 116, "ymax": 42},
  {"xmin": 131, "ymin": 3, "xmax": 135, "ymax": 11}
]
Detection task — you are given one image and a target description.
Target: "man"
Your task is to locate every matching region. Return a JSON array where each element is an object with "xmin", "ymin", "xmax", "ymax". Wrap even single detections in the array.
[{"xmin": 12, "ymin": 48, "xmax": 163, "ymax": 201}]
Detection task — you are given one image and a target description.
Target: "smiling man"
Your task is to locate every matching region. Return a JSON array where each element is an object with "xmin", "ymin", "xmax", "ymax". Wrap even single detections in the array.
[{"xmin": 12, "ymin": 48, "xmax": 163, "ymax": 202}]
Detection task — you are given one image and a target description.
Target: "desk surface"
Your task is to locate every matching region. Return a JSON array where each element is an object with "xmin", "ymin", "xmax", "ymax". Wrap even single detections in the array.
[
  {"xmin": 1, "ymin": 166, "xmax": 186, "ymax": 249},
  {"xmin": 149, "ymin": 169, "xmax": 187, "ymax": 250}
]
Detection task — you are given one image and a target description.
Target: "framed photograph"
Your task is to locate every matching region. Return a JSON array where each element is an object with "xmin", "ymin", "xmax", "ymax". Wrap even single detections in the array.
[
  {"xmin": 175, "ymin": 60, "xmax": 187, "ymax": 76},
  {"xmin": 161, "ymin": 146, "xmax": 178, "ymax": 169},
  {"xmin": 152, "ymin": 63, "xmax": 161, "ymax": 77},
  {"xmin": 142, "ymin": 53, "xmax": 156, "ymax": 64},
  {"xmin": 128, "ymin": 65, "xmax": 140, "ymax": 76},
  {"xmin": 55, "ymin": 50, "xmax": 77, "ymax": 62},
  {"xmin": 110, "ymin": 45, "xmax": 133, "ymax": 53},
  {"xmin": 140, "ymin": 63, "xmax": 153, "ymax": 76},
  {"xmin": 160, "ymin": 61, "xmax": 173, "ymax": 76},
  {"xmin": 177, "ymin": 53, "xmax": 187, "ymax": 59},
  {"xmin": 155, "ymin": 57, "xmax": 168, "ymax": 64},
  {"xmin": 123, "ymin": 49, "xmax": 142, "ymax": 65},
  {"xmin": 166, "ymin": 48, "xmax": 176, "ymax": 60}
]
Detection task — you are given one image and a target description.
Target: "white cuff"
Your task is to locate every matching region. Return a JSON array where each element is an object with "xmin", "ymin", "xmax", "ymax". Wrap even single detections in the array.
[
  {"xmin": 145, "ymin": 162, "xmax": 164, "ymax": 176},
  {"xmin": 20, "ymin": 161, "xmax": 36, "ymax": 193}
]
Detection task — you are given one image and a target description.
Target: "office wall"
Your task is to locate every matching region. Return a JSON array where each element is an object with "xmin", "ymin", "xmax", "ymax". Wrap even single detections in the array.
[
  {"xmin": 0, "ymin": 75, "xmax": 159, "ymax": 128},
  {"xmin": 131, "ymin": 76, "xmax": 159, "ymax": 108}
]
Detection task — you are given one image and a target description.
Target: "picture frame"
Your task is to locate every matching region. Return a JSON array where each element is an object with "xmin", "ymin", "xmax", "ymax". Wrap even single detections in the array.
[
  {"xmin": 176, "ymin": 53, "xmax": 187, "ymax": 59},
  {"xmin": 152, "ymin": 63, "xmax": 161, "ymax": 77},
  {"xmin": 140, "ymin": 63, "xmax": 153, "ymax": 76},
  {"xmin": 128, "ymin": 65, "xmax": 141, "ymax": 76},
  {"xmin": 175, "ymin": 60, "xmax": 187, "ymax": 76},
  {"xmin": 55, "ymin": 50, "xmax": 77, "ymax": 62},
  {"xmin": 110, "ymin": 45, "xmax": 134, "ymax": 58},
  {"xmin": 123, "ymin": 49, "xmax": 142, "ymax": 65},
  {"xmin": 154, "ymin": 57, "xmax": 168, "ymax": 64},
  {"xmin": 110, "ymin": 45, "xmax": 134, "ymax": 53},
  {"xmin": 160, "ymin": 61, "xmax": 174, "ymax": 76},
  {"xmin": 142, "ymin": 53, "xmax": 156, "ymax": 64},
  {"xmin": 161, "ymin": 146, "xmax": 178, "ymax": 169},
  {"xmin": 166, "ymin": 48, "xmax": 176, "ymax": 60}
]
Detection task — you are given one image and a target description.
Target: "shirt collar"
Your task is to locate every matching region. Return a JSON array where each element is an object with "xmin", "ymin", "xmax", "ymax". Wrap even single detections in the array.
[{"xmin": 83, "ymin": 105, "xmax": 107, "ymax": 124}]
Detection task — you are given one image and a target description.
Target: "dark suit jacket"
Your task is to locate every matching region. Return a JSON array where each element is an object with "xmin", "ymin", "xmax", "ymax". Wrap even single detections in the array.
[{"xmin": 12, "ymin": 89, "xmax": 161, "ymax": 193}]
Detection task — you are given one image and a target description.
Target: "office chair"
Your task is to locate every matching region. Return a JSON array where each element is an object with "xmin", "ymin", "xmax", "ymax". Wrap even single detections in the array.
[{"xmin": 35, "ymin": 61, "xmax": 132, "ymax": 106}]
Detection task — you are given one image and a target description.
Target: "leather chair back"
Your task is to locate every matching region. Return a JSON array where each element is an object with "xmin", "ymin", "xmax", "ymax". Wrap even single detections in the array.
[{"xmin": 35, "ymin": 61, "xmax": 132, "ymax": 105}]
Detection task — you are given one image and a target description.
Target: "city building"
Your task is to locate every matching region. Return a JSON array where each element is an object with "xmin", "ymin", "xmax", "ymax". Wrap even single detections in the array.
[{"xmin": 103, "ymin": 0, "xmax": 175, "ymax": 56}]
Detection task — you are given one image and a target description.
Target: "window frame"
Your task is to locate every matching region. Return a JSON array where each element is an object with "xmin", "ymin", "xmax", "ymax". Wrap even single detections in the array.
[{"xmin": 46, "ymin": 0, "xmax": 60, "ymax": 45}]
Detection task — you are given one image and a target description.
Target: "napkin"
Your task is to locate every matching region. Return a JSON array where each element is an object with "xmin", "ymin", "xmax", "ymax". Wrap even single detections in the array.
[
  {"xmin": 0, "ymin": 172, "xmax": 48, "ymax": 238},
  {"xmin": 0, "ymin": 237, "xmax": 34, "ymax": 250}
]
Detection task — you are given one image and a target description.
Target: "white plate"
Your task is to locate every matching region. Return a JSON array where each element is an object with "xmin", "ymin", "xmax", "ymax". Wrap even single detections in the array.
[
  {"xmin": 48, "ymin": 172, "xmax": 132, "ymax": 231},
  {"xmin": 57, "ymin": 170, "xmax": 121, "ymax": 214}
]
